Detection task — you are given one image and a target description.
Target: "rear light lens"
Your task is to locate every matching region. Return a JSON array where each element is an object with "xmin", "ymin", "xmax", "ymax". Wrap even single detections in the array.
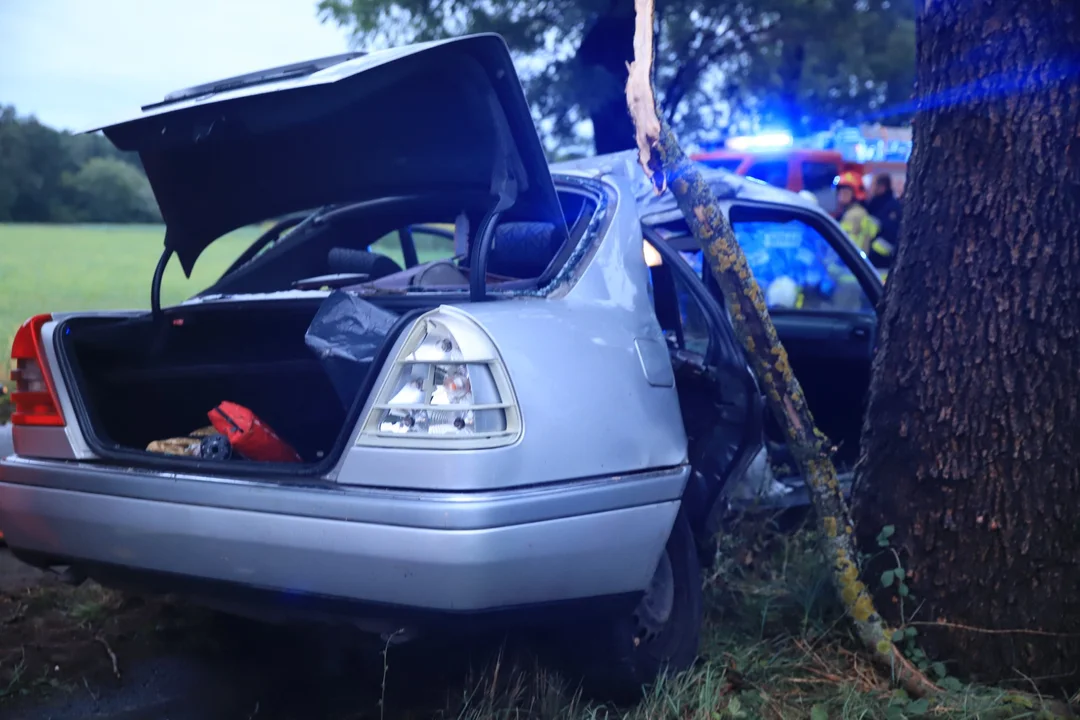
[
  {"xmin": 10, "ymin": 314, "xmax": 65, "ymax": 427},
  {"xmin": 356, "ymin": 307, "xmax": 521, "ymax": 448}
]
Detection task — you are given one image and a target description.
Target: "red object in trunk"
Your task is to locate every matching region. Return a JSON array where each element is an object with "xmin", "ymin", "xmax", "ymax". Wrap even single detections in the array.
[{"xmin": 208, "ymin": 401, "xmax": 302, "ymax": 463}]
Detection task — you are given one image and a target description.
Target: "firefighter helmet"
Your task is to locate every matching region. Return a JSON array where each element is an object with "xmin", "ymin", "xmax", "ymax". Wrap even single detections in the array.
[{"xmin": 835, "ymin": 171, "xmax": 866, "ymax": 202}]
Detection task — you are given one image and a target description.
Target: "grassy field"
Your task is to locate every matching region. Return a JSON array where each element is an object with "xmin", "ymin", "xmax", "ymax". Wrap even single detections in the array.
[
  {"xmin": 0, "ymin": 223, "xmax": 256, "ymax": 343},
  {"xmin": 0, "ymin": 221, "xmax": 439, "ymax": 350}
]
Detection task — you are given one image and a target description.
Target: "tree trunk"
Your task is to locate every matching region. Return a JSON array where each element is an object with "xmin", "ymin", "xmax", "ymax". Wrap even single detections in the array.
[
  {"xmin": 777, "ymin": 41, "xmax": 805, "ymax": 133},
  {"xmin": 853, "ymin": 0, "xmax": 1080, "ymax": 691},
  {"xmin": 577, "ymin": 2, "xmax": 637, "ymax": 154}
]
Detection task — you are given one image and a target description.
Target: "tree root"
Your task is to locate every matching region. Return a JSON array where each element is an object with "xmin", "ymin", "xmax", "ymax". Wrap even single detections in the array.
[{"xmin": 624, "ymin": 0, "xmax": 938, "ymax": 701}]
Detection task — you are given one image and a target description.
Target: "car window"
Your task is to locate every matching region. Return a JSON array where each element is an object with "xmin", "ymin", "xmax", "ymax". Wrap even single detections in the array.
[
  {"xmin": 410, "ymin": 225, "xmax": 456, "ymax": 264},
  {"xmin": 698, "ymin": 158, "xmax": 743, "ymax": 173},
  {"xmin": 731, "ymin": 217, "xmax": 874, "ymax": 314},
  {"xmin": 644, "ymin": 241, "xmax": 711, "ymax": 358},
  {"xmin": 801, "ymin": 162, "xmax": 838, "ymax": 192},
  {"xmin": 368, "ymin": 231, "xmax": 408, "ymax": 267},
  {"xmin": 801, "ymin": 161, "xmax": 840, "ymax": 214},
  {"xmin": 366, "ymin": 224, "xmax": 455, "ymax": 269},
  {"xmin": 744, "ymin": 160, "xmax": 789, "ymax": 189}
]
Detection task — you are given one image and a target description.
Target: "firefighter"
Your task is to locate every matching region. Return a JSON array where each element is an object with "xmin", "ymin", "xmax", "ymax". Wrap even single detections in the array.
[
  {"xmin": 866, "ymin": 172, "xmax": 903, "ymax": 254},
  {"xmin": 834, "ymin": 171, "xmax": 893, "ymax": 274}
]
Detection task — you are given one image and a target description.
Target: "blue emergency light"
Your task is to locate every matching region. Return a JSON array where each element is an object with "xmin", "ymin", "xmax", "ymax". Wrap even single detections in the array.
[{"xmin": 725, "ymin": 131, "xmax": 794, "ymax": 151}]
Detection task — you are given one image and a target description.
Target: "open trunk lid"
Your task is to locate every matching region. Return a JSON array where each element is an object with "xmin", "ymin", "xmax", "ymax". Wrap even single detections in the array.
[{"xmin": 84, "ymin": 34, "xmax": 563, "ymax": 277}]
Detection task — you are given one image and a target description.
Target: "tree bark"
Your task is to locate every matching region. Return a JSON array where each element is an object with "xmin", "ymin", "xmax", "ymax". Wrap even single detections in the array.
[{"xmin": 853, "ymin": 0, "xmax": 1080, "ymax": 691}]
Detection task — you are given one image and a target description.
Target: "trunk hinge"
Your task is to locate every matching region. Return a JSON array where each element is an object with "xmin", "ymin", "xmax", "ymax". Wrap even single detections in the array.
[
  {"xmin": 151, "ymin": 244, "xmax": 175, "ymax": 321},
  {"xmin": 469, "ymin": 109, "xmax": 519, "ymax": 303}
]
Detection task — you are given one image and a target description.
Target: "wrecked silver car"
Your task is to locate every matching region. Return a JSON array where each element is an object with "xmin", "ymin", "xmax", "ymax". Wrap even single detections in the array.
[
  {"xmin": 0, "ymin": 34, "xmax": 882, "ymax": 700},
  {"xmin": 569, "ymin": 152, "xmax": 885, "ymax": 511}
]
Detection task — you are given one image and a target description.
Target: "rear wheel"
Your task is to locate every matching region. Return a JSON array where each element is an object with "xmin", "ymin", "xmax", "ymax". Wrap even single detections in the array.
[{"xmin": 576, "ymin": 512, "xmax": 703, "ymax": 704}]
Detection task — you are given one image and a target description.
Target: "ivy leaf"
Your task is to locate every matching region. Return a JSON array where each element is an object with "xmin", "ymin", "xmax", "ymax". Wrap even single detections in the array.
[
  {"xmin": 905, "ymin": 626, "xmax": 918, "ymax": 638},
  {"xmin": 907, "ymin": 698, "xmax": 930, "ymax": 716},
  {"xmin": 895, "ymin": 568, "xmax": 905, "ymax": 580},
  {"xmin": 881, "ymin": 525, "xmax": 896, "ymax": 539},
  {"xmin": 898, "ymin": 583, "xmax": 910, "ymax": 597},
  {"xmin": 941, "ymin": 677, "xmax": 963, "ymax": 691},
  {"xmin": 811, "ymin": 705, "xmax": 828, "ymax": 720},
  {"xmin": 881, "ymin": 569, "xmax": 896, "ymax": 587},
  {"xmin": 931, "ymin": 662, "xmax": 947, "ymax": 679},
  {"xmin": 892, "ymin": 629, "xmax": 905, "ymax": 642}
]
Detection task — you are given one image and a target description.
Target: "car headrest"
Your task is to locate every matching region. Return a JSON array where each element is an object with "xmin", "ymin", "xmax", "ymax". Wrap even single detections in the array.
[
  {"xmin": 327, "ymin": 248, "xmax": 403, "ymax": 280},
  {"xmin": 485, "ymin": 222, "xmax": 562, "ymax": 279}
]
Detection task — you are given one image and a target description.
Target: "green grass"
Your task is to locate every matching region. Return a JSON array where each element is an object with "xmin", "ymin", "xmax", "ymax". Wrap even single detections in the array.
[
  {"xmin": 0, "ymin": 223, "xmax": 257, "ymax": 344},
  {"xmin": 439, "ymin": 523, "xmax": 1036, "ymax": 720},
  {"xmin": 0, "ymin": 222, "xmax": 447, "ymax": 344}
]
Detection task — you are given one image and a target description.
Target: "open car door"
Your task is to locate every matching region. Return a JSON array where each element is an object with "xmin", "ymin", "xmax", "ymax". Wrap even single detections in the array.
[
  {"xmin": 649, "ymin": 202, "xmax": 883, "ymax": 504},
  {"xmin": 641, "ymin": 232, "xmax": 764, "ymax": 554}
]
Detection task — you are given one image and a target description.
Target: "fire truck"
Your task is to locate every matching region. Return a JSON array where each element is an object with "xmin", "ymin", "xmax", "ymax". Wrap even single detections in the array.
[{"xmin": 691, "ymin": 126, "xmax": 910, "ymax": 214}]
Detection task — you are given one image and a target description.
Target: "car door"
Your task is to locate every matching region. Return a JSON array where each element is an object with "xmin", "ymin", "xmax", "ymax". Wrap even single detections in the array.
[
  {"xmin": 743, "ymin": 159, "xmax": 791, "ymax": 190},
  {"xmin": 651, "ymin": 203, "xmax": 882, "ymax": 475},
  {"xmin": 641, "ymin": 232, "xmax": 764, "ymax": 557}
]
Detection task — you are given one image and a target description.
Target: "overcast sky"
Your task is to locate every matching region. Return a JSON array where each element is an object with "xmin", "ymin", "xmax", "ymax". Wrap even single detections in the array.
[{"xmin": 0, "ymin": 0, "xmax": 353, "ymax": 132}]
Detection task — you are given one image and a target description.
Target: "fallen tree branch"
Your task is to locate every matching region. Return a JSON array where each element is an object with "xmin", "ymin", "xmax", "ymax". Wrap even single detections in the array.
[
  {"xmin": 908, "ymin": 620, "xmax": 1080, "ymax": 638},
  {"xmin": 95, "ymin": 635, "xmax": 121, "ymax": 680},
  {"xmin": 624, "ymin": 0, "xmax": 938, "ymax": 699}
]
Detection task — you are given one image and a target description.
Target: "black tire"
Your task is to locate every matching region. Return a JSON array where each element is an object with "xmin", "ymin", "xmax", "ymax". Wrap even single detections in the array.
[{"xmin": 575, "ymin": 511, "xmax": 703, "ymax": 704}]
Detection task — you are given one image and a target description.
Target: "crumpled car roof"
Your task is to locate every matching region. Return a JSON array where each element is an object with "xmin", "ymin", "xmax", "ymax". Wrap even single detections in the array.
[{"xmin": 550, "ymin": 149, "xmax": 820, "ymax": 223}]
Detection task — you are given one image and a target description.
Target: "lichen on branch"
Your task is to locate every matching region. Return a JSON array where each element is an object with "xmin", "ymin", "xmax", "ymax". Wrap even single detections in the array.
[{"xmin": 623, "ymin": 0, "xmax": 937, "ymax": 698}]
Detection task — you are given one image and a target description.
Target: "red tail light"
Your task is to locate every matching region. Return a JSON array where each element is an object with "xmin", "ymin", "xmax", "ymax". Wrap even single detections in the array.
[{"xmin": 10, "ymin": 314, "xmax": 65, "ymax": 427}]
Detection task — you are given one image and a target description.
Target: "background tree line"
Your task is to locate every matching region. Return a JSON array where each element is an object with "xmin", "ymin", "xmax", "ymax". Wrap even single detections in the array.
[
  {"xmin": 318, "ymin": 0, "xmax": 916, "ymax": 155},
  {"xmin": 0, "ymin": 105, "xmax": 161, "ymax": 224}
]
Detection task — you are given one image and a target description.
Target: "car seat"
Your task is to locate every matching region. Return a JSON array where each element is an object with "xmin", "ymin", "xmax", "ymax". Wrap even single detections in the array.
[
  {"xmin": 326, "ymin": 247, "xmax": 403, "ymax": 281},
  {"xmin": 486, "ymin": 222, "xmax": 562, "ymax": 279}
]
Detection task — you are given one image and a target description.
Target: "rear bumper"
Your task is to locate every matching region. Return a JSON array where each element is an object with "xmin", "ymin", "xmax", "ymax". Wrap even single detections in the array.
[{"xmin": 0, "ymin": 458, "xmax": 686, "ymax": 613}]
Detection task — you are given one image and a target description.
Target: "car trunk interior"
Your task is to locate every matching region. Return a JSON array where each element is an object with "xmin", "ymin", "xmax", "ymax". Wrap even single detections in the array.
[{"xmin": 57, "ymin": 299, "xmax": 403, "ymax": 471}]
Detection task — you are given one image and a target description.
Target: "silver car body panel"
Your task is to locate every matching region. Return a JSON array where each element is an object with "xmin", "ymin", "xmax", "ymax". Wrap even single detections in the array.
[
  {"xmin": 0, "ymin": 458, "xmax": 687, "ymax": 531},
  {"xmin": 0, "ymin": 459, "xmax": 684, "ymax": 609},
  {"xmin": 331, "ymin": 172, "xmax": 688, "ymax": 489}
]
